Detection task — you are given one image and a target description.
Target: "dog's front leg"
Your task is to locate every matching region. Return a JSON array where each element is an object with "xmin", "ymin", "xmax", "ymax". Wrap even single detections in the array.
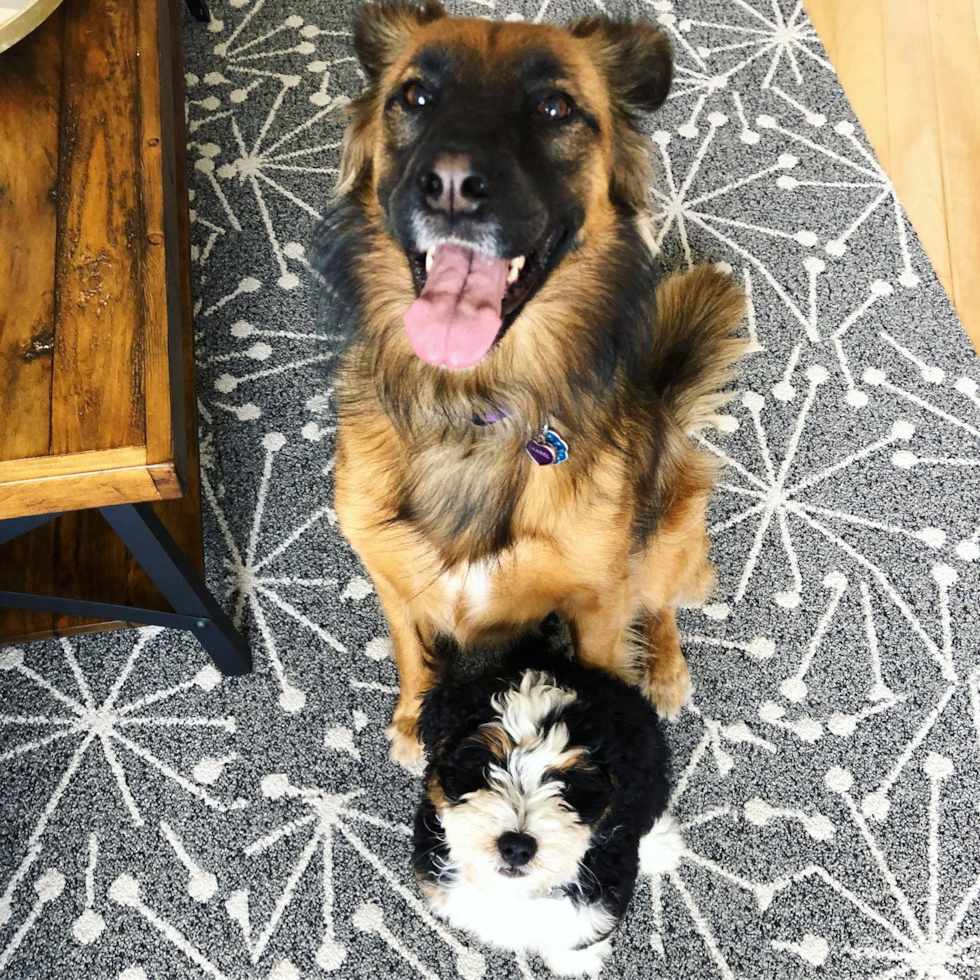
[
  {"xmin": 540, "ymin": 939, "xmax": 611, "ymax": 978},
  {"xmin": 567, "ymin": 593, "xmax": 632, "ymax": 680},
  {"xmin": 370, "ymin": 575, "xmax": 434, "ymax": 767},
  {"xmin": 639, "ymin": 608, "xmax": 691, "ymax": 719}
]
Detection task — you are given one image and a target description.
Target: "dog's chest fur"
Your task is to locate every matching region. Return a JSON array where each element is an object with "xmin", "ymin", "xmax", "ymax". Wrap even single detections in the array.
[
  {"xmin": 437, "ymin": 558, "xmax": 495, "ymax": 622},
  {"xmin": 424, "ymin": 878, "xmax": 614, "ymax": 964},
  {"xmin": 401, "ymin": 436, "xmax": 531, "ymax": 562},
  {"xmin": 336, "ymin": 415, "xmax": 633, "ymax": 638}
]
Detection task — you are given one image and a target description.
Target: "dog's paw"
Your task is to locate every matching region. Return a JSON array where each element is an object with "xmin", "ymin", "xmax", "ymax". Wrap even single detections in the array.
[
  {"xmin": 541, "ymin": 939, "xmax": 611, "ymax": 978},
  {"xmin": 684, "ymin": 557, "xmax": 717, "ymax": 605},
  {"xmin": 643, "ymin": 658, "xmax": 691, "ymax": 720},
  {"xmin": 639, "ymin": 814, "xmax": 685, "ymax": 877},
  {"xmin": 386, "ymin": 720, "xmax": 424, "ymax": 770}
]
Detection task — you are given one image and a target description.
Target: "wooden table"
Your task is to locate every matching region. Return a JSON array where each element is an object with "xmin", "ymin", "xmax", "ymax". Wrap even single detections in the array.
[{"xmin": 0, "ymin": 0, "xmax": 248, "ymax": 674}]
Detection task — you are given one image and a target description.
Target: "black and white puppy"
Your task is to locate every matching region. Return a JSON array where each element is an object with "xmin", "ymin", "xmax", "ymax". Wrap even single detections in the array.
[{"xmin": 413, "ymin": 644, "xmax": 683, "ymax": 976}]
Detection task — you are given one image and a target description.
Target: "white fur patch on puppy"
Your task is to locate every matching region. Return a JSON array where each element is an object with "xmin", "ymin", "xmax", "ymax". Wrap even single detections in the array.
[
  {"xmin": 639, "ymin": 814, "xmax": 685, "ymax": 877},
  {"xmin": 541, "ymin": 938, "xmax": 612, "ymax": 977},
  {"xmin": 492, "ymin": 671, "xmax": 576, "ymax": 744},
  {"xmin": 439, "ymin": 673, "xmax": 592, "ymax": 895},
  {"xmin": 427, "ymin": 881, "xmax": 614, "ymax": 959}
]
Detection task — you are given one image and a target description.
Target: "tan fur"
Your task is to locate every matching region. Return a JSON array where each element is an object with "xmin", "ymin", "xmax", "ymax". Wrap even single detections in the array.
[
  {"xmin": 550, "ymin": 749, "xmax": 590, "ymax": 774},
  {"xmin": 474, "ymin": 724, "xmax": 516, "ymax": 763},
  {"xmin": 426, "ymin": 772, "xmax": 448, "ymax": 812},
  {"xmin": 336, "ymin": 266, "xmax": 745, "ymax": 763}
]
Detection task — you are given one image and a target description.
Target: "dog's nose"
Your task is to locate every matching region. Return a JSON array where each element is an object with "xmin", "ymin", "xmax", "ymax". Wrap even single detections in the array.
[
  {"xmin": 420, "ymin": 154, "xmax": 488, "ymax": 216},
  {"xmin": 497, "ymin": 831, "xmax": 537, "ymax": 868}
]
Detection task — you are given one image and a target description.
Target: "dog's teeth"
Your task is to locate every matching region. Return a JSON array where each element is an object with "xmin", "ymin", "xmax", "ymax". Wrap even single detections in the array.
[
  {"xmin": 506, "ymin": 256, "xmax": 525, "ymax": 284},
  {"xmin": 425, "ymin": 248, "xmax": 435, "ymax": 273}
]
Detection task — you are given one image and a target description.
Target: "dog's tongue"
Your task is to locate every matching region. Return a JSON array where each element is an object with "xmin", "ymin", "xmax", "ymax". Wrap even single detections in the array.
[{"xmin": 403, "ymin": 244, "xmax": 509, "ymax": 369}]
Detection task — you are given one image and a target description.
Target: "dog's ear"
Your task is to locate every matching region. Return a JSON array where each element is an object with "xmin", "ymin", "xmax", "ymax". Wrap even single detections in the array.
[
  {"xmin": 568, "ymin": 17, "xmax": 671, "ymax": 212},
  {"xmin": 338, "ymin": 2, "xmax": 445, "ymax": 193},
  {"xmin": 569, "ymin": 17, "xmax": 673, "ymax": 115},
  {"xmin": 353, "ymin": 1, "xmax": 446, "ymax": 80}
]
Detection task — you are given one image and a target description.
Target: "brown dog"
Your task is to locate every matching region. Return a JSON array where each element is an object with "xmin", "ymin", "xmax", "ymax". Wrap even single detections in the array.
[{"xmin": 315, "ymin": 2, "xmax": 746, "ymax": 764}]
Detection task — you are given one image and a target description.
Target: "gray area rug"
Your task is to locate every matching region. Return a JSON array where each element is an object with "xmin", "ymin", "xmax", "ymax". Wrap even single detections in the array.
[{"xmin": 3, "ymin": 1, "xmax": 980, "ymax": 977}]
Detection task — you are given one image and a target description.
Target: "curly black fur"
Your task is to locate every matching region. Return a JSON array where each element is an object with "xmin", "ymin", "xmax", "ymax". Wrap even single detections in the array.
[{"xmin": 413, "ymin": 628, "xmax": 669, "ymax": 927}]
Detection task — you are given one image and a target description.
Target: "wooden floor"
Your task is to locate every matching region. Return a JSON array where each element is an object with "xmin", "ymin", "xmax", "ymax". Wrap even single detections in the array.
[{"xmin": 805, "ymin": 0, "xmax": 980, "ymax": 352}]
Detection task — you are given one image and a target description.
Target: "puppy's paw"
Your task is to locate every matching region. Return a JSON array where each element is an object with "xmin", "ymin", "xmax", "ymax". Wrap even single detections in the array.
[
  {"xmin": 541, "ymin": 939, "xmax": 611, "ymax": 978},
  {"xmin": 386, "ymin": 718, "xmax": 424, "ymax": 770},
  {"xmin": 643, "ymin": 658, "xmax": 691, "ymax": 720},
  {"xmin": 639, "ymin": 814, "xmax": 685, "ymax": 877}
]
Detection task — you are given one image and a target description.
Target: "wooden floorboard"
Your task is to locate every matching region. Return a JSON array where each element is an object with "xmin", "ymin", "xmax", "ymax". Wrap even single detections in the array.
[{"xmin": 805, "ymin": 0, "xmax": 980, "ymax": 352}]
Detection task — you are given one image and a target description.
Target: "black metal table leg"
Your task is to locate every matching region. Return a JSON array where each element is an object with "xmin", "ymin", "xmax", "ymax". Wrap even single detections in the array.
[
  {"xmin": 100, "ymin": 503, "xmax": 251, "ymax": 676},
  {"xmin": 184, "ymin": 0, "xmax": 210, "ymax": 23},
  {"xmin": 0, "ymin": 512, "xmax": 61, "ymax": 547},
  {"xmin": 0, "ymin": 591, "xmax": 206, "ymax": 632}
]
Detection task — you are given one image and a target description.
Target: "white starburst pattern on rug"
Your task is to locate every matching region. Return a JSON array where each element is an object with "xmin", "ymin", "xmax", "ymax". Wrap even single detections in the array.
[{"xmin": 1, "ymin": 1, "xmax": 978, "ymax": 978}]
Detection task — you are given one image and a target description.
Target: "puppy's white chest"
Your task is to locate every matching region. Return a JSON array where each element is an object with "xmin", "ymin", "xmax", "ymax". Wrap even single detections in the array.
[{"xmin": 431, "ymin": 880, "xmax": 608, "ymax": 955}]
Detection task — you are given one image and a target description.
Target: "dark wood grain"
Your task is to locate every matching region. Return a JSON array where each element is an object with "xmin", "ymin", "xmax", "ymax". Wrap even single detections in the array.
[
  {"xmin": 51, "ymin": 0, "xmax": 146, "ymax": 455},
  {"xmin": 0, "ymin": 0, "xmax": 204, "ymax": 644},
  {"xmin": 0, "ymin": 7, "xmax": 62, "ymax": 462}
]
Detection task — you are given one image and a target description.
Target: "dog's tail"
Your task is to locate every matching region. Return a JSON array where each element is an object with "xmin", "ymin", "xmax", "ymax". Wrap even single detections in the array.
[{"xmin": 649, "ymin": 266, "xmax": 749, "ymax": 435}]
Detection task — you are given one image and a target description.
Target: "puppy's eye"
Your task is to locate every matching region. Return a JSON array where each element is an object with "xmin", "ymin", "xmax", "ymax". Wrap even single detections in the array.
[
  {"xmin": 403, "ymin": 82, "xmax": 433, "ymax": 110},
  {"xmin": 537, "ymin": 93, "xmax": 571, "ymax": 121},
  {"xmin": 557, "ymin": 764, "xmax": 611, "ymax": 825},
  {"xmin": 440, "ymin": 739, "xmax": 496, "ymax": 802}
]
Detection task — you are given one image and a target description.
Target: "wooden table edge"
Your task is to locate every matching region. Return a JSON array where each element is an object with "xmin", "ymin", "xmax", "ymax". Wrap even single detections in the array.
[
  {"xmin": 1, "ymin": 616, "xmax": 135, "ymax": 646},
  {"xmin": 0, "ymin": 460, "xmax": 183, "ymax": 520}
]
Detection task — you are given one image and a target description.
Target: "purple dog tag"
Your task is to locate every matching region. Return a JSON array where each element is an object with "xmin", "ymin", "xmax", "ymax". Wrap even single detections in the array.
[{"xmin": 525, "ymin": 439, "xmax": 558, "ymax": 465}]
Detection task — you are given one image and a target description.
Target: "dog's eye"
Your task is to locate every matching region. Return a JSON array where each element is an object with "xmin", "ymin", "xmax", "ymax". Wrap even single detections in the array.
[
  {"xmin": 440, "ymin": 739, "xmax": 496, "ymax": 801},
  {"xmin": 403, "ymin": 82, "xmax": 433, "ymax": 110},
  {"xmin": 557, "ymin": 764, "xmax": 610, "ymax": 825},
  {"xmin": 536, "ymin": 93, "xmax": 571, "ymax": 121}
]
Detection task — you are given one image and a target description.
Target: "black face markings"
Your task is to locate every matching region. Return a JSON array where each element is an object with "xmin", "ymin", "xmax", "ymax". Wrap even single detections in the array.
[
  {"xmin": 384, "ymin": 44, "xmax": 459, "ymax": 111},
  {"xmin": 515, "ymin": 50, "xmax": 600, "ymax": 133},
  {"xmin": 415, "ymin": 44, "xmax": 454, "ymax": 82},
  {"xmin": 557, "ymin": 761, "xmax": 612, "ymax": 825},
  {"xmin": 439, "ymin": 737, "xmax": 500, "ymax": 802},
  {"xmin": 380, "ymin": 36, "xmax": 604, "ymax": 265},
  {"xmin": 517, "ymin": 50, "xmax": 567, "ymax": 90}
]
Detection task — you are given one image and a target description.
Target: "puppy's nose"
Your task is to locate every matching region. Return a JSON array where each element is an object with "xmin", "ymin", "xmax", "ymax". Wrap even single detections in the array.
[
  {"xmin": 420, "ymin": 154, "xmax": 488, "ymax": 215},
  {"xmin": 497, "ymin": 831, "xmax": 537, "ymax": 868}
]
